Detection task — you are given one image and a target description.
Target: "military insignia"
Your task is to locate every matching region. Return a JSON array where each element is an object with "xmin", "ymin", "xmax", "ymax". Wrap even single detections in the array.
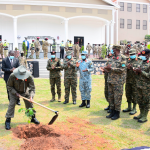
[
  {"xmin": 142, "ymin": 51, "xmax": 145, "ymax": 54},
  {"xmin": 122, "ymin": 64, "xmax": 126, "ymax": 67},
  {"xmin": 116, "ymin": 57, "xmax": 119, "ymax": 60}
]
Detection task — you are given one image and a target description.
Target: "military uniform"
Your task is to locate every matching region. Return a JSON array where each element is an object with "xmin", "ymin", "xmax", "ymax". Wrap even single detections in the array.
[
  {"xmin": 98, "ymin": 45, "xmax": 102, "ymax": 58},
  {"xmin": 18, "ymin": 56, "xmax": 28, "ymax": 69},
  {"xmin": 52, "ymin": 40, "xmax": 57, "ymax": 52},
  {"xmin": 93, "ymin": 45, "xmax": 97, "ymax": 58},
  {"xmin": 63, "ymin": 51, "xmax": 77, "ymax": 104},
  {"xmin": 34, "ymin": 38, "xmax": 41, "ymax": 59},
  {"xmin": 86, "ymin": 44, "xmax": 92, "ymax": 57},
  {"xmin": 0, "ymin": 41, "xmax": 3, "ymax": 59},
  {"xmin": 42, "ymin": 39, "xmax": 49, "ymax": 59},
  {"xmin": 77, "ymin": 51, "xmax": 94, "ymax": 108},
  {"xmin": 29, "ymin": 41, "xmax": 35, "ymax": 59},
  {"xmin": 5, "ymin": 66, "xmax": 40, "ymax": 130},
  {"xmin": 3, "ymin": 41, "xmax": 9, "ymax": 57},
  {"xmin": 46, "ymin": 53, "xmax": 62, "ymax": 102},
  {"xmin": 106, "ymin": 45, "xmax": 126, "ymax": 120},
  {"xmin": 76, "ymin": 44, "xmax": 80, "ymax": 60},
  {"xmin": 133, "ymin": 50, "xmax": 150, "ymax": 123},
  {"xmin": 123, "ymin": 49, "xmax": 141, "ymax": 115}
]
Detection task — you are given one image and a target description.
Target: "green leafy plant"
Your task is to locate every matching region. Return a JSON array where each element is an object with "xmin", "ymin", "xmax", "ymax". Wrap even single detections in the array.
[
  {"xmin": 18, "ymin": 108, "xmax": 35, "ymax": 127},
  {"xmin": 101, "ymin": 45, "xmax": 107, "ymax": 59},
  {"xmin": 145, "ymin": 35, "xmax": 150, "ymax": 42},
  {"xmin": 123, "ymin": 40, "xmax": 127, "ymax": 44},
  {"xmin": 22, "ymin": 42, "xmax": 27, "ymax": 56},
  {"xmin": 80, "ymin": 46, "xmax": 84, "ymax": 53}
]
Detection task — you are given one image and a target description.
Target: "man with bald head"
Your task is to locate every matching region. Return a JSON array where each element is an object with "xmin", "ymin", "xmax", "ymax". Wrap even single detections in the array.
[{"xmin": 2, "ymin": 50, "xmax": 20, "ymax": 104}]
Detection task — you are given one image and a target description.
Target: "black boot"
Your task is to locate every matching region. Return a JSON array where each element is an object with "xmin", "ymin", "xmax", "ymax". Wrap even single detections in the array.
[
  {"xmin": 73, "ymin": 100, "xmax": 76, "ymax": 105},
  {"xmin": 79, "ymin": 100, "xmax": 86, "ymax": 107},
  {"xmin": 16, "ymin": 99, "xmax": 21, "ymax": 106},
  {"xmin": 104, "ymin": 105, "xmax": 110, "ymax": 111},
  {"xmin": 31, "ymin": 115, "xmax": 40, "ymax": 124},
  {"xmin": 63, "ymin": 100, "xmax": 69, "ymax": 104},
  {"xmin": 86, "ymin": 100, "xmax": 90, "ymax": 108},
  {"xmin": 106, "ymin": 109, "xmax": 115, "ymax": 118},
  {"xmin": 5, "ymin": 118, "xmax": 11, "ymax": 130},
  {"xmin": 111, "ymin": 111, "xmax": 120, "ymax": 120},
  {"xmin": 107, "ymin": 109, "xmax": 111, "ymax": 113}
]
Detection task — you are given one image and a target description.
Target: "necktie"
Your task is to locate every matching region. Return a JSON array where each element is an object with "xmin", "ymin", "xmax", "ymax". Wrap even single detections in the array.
[{"xmin": 10, "ymin": 59, "xmax": 13, "ymax": 67}]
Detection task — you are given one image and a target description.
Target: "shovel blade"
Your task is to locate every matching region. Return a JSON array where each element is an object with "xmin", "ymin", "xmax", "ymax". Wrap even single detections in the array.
[{"xmin": 48, "ymin": 114, "xmax": 58, "ymax": 125}]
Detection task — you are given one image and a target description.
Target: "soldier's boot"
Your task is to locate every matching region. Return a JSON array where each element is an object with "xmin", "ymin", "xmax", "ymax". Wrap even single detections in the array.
[
  {"xmin": 58, "ymin": 94, "xmax": 61, "ymax": 102},
  {"xmin": 107, "ymin": 109, "xmax": 111, "ymax": 113},
  {"xmin": 111, "ymin": 110, "xmax": 120, "ymax": 120},
  {"xmin": 36, "ymin": 55, "xmax": 38, "ymax": 59},
  {"xmin": 63, "ymin": 99, "xmax": 69, "ymax": 104},
  {"xmin": 122, "ymin": 102, "xmax": 132, "ymax": 112},
  {"xmin": 129, "ymin": 103, "xmax": 137, "ymax": 115},
  {"xmin": 104, "ymin": 105, "xmax": 110, "ymax": 111},
  {"xmin": 138, "ymin": 110, "xmax": 148, "ymax": 123},
  {"xmin": 16, "ymin": 99, "xmax": 21, "ymax": 106},
  {"xmin": 73, "ymin": 100, "xmax": 76, "ymax": 105},
  {"xmin": 5, "ymin": 118, "xmax": 11, "ymax": 130},
  {"xmin": 106, "ymin": 109, "xmax": 115, "ymax": 118},
  {"xmin": 79, "ymin": 100, "xmax": 86, "ymax": 107},
  {"xmin": 133, "ymin": 108, "xmax": 143, "ymax": 120},
  {"xmin": 50, "ymin": 95, "xmax": 55, "ymax": 102},
  {"xmin": 31, "ymin": 115, "xmax": 40, "ymax": 124},
  {"xmin": 86, "ymin": 100, "xmax": 90, "ymax": 108}
]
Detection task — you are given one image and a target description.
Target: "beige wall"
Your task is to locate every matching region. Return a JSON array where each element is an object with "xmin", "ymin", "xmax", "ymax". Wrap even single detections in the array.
[
  {"xmin": 26, "ymin": 0, "xmax": 111, "ymax": 5},
  {"xmin": 118, "ymin": 1, "xmax": 149, "ymax": 44},
  {"xmin": 0, "ymin": 4, "xmax": 112, "ymax": 21}
]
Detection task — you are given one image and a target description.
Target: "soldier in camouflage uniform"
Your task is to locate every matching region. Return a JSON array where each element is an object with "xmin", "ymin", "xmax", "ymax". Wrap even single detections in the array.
[
  {"xmin": 34, "ymin": 37, "xmax": 41, "ymax": 59},
  {"xmin": 0, "ymin": 39, "xmax": 3, "ymax": 59},
  {"xmin": 18, "ymin": 51, "xmax": 28, "ymax": 69},
  {"xmin": 104, "ymin": 45, "xmax": 126, "ymax": 120},
  {"xmin": 123, "ymin": 49, "xmax": 141, "ymax": 115},
  {"xmin": 76, "ymin": 42, "xmax": 80, "ymax": 60},
  {"xmin": 133, "ymin": 49, "xmax": 150, "ymax": 123},
  {"xmin": 62, "ymin": 50, "xmax": 77, "ymax": 104},
  {"xmin": 46, "ymin": 51, "xmax": 62, "ymax": 102},
  {"xmin": 29, "ymin": 40, "xmax": 35, "ymax": 59},
  {"xmin": 42, "ymin": 38, "xmax": 49, "ymax": 59},
  {"xmin": 86, "ymin": 43, "xmax": 92, "ymax": 57}
]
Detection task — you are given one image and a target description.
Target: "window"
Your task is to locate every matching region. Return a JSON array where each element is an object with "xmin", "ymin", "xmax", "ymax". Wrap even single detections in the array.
[
  {"xmin": 120, "ymin": 2, "xmax": 124, "ymax": 11},
  {"xmin": 136, "ymin": 20, "xmax": 140, "ymax": 29},
  {"xmin": 143, "ymin": 20, "xmax": 147, "ymax": 30},
  {"xmin": 120, "ymin": 19, "xmax": 124, "ymax": 28},
  {"xmin": 127, "ymin": 3, "xmax": 132, "ymax": 12},
  {"xmin": 143, "ymin": 4, "xmax": 147, "ymax": 13},
  {"xmin": 136, "ymin": 4, "xmax": 140, "ymax": 12},
  {"xmin": 127, "ymin": 19, "xmax": 132, "ymax": 29}
]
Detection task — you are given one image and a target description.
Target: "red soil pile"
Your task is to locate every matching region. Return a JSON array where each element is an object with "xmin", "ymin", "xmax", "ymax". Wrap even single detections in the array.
[{"xmin": 12, "ymin": 117, "xmax": 115, "ymax": 150}]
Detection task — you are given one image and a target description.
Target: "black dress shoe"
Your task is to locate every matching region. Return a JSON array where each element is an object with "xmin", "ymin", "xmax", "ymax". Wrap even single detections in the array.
[
  {"xmin": 79, "ymin": 100, "xmax": 86, "ymax": 107},
  {"xmin": 5, "ymin": 118, "xmax": 11, "ymax": 130},
  {"xmin": 73, "ymin": 101, "xmax": 76, "ymax": 105},
  {"xmin": 86, "ymin": 100, "xmax": 90, "ymax": 108},
  {"xmin": 104, "ymin": 105, "xmax": 110, "ymax": 111},
  {"xmin": 16, "ymin": 99, "xmax": 21, "ymax": 106},
  {"xmin": 31, "ymin": 115, "xmax": 40, "ymax": 124}
]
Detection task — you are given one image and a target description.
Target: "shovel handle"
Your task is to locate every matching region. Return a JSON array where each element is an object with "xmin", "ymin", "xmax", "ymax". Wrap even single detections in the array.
[{"xmin": 20, "ymin": 96, "xmax": 58, "ymax": 114}]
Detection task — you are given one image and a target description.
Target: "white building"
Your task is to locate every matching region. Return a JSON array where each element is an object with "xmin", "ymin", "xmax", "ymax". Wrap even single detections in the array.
[{"xmin": 0, "ymin": 0, "xmax": 119, "ymax": 50}]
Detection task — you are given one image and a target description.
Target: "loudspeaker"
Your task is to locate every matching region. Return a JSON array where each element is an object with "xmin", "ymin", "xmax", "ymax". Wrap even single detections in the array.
[{"xmin": 32, "ymin": 61, "xmax": 39, "ymax": 78}]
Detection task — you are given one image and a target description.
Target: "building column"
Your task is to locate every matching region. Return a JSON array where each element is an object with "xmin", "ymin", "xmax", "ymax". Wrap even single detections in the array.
[
  {"xmin": 13, "ymin": 18, "xmax": 18, "ymax": 49},
  {"xmin": 110, "ymin": 22, "xmax": 114, "ymax": 45},
  {"xmin": 64, "ymin": 19, "xmax": 69, "ymax": 42},
  {"xmin": 106, "ymin": 23, "xmax": 109, "ymax": 46},
  {"xmin": 116, "ymin": 9, "xmax": 118, "ymax": 45}
]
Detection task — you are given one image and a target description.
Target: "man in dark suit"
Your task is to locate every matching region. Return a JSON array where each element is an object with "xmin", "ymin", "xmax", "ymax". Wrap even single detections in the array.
[{"xmin": 2, "ymin": 50, "xmax": 20, "ymax": 105}]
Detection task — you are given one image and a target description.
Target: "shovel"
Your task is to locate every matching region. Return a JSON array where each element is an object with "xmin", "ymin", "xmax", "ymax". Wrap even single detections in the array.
[{"xmin": 20, "ymin": 96, "xmax": 59, "ymax": 125}]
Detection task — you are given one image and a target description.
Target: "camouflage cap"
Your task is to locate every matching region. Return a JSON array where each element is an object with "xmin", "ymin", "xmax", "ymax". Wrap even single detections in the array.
[
  {"xmin": 66, "ymin": 50, "xmax": 73, "ymax": 56},
  {"xmin": 129, "ymin": 49, "xmax": 136, "ymax": 55},
  {"xmin": 113, "ymin": 45, "xmax": 121, "ymax": 50}
]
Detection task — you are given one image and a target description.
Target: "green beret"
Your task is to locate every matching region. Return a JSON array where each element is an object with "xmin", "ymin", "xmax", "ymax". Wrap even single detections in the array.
[
  {"xmin": 113, "ymin": 45, "xmax": 121, "ymax": 50},
  {"xmin": 129, "ymin": 49, "xmax": 136, "ymax": 55}
]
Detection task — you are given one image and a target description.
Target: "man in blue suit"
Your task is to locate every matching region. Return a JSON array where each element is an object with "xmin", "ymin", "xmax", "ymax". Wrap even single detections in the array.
[{"xmin": 23, "ymin": 37, "xmax": 29, "ymax": 58}]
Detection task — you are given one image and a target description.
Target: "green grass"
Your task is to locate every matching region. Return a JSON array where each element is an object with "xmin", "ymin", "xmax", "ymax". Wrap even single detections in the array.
[{"xmin": 0, "ymin": 76, "xmax": 150, "ymax": 150}]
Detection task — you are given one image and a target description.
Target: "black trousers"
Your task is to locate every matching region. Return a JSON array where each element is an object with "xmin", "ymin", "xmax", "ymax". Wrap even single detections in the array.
[{"xmin": 60, "ymin": 49, "xmax": 64, "ymax": 59}]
